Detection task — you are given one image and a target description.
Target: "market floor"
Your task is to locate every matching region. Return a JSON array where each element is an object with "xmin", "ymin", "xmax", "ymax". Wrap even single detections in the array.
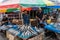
[
  {"xmin": 0, "ymin": 32, "xmax": 59, "ymax": 40},
  {"xmin": 0, "ymin": 32, "xmax": 7, "ymax": 40}
]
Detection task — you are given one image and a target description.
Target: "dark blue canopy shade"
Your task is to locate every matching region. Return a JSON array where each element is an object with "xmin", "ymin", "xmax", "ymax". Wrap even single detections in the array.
[{"xmin": 32, "ymin": 7, "xmax": 39, "ymax": 10}]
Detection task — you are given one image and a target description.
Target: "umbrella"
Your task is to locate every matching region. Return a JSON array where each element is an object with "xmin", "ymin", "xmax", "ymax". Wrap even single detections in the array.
[
  {"xmin": 44, "ymin": 0, "xmax": 60, "ymax": 8},
  {"xmin": 49, "ymin": 0, "xmax": 60, "ymax": 5},
  {"xmin": 21, "ymin": 7, "xmax": 32, "ymax": 11},
  {"xmin": 0, "ymin": 9, "xmax": 7, "ymax": 13},
  {"xmin": 20, "ymin": 0, "xmax": 55, "ymax": 7},
  {"xmin": 0, "ymin": 0, "xmax": 20, "ymax": 13},
  {"xmin": 7, "ymin": 8, "xmax": 20, "ymax": 12},
  {"xmin": 0, "ymin": 4, "xmax": 20, "ymax": 13}
]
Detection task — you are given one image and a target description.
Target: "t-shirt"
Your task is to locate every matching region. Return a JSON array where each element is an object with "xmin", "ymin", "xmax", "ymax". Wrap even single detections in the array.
[
  {"xmin": 22, "ymin": 14, "xmax": 30, "ymax": 25},
  {"xmin": 22, "ymin": 14, "xmax": 30, "ymax": 21},
  {"xmin": 36, "ymin": 12, "xmax": 43, "ymax": 20}
]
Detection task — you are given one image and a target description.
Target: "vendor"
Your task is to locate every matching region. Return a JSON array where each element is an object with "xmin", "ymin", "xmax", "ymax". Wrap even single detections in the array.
[
  {"xmin": 22, "ymin": 10, "xmax": 30, "ymax": 26},
  {"xmin": 1, "ymin": 17, "xmax": 8, "ymax": 25},
  {"xmin": 46, "ymin": 15, "xmax": 51, "ymax": 24},
  {"xmin": 36, "ymin": 8, "xmax": 44, "ymax": 27},
  {"xmin": 1, "ymin": 17, "xmax": 15, "ymax": 25}
]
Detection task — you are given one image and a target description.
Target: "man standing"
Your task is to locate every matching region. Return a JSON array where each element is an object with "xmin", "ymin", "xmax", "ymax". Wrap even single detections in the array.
[{"xmin": 22, "ymin": 10, "xmax": 30, "ymax": 26}]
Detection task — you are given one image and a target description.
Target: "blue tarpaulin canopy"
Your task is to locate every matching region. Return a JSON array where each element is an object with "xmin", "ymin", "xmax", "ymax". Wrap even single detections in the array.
[
  {"xmin": 45, "ymin": 6, "xmax": 60, "ymax": 8},
  {"xmin": 44, "ymin": 24, "xmax": 60, "ymax": 33}
]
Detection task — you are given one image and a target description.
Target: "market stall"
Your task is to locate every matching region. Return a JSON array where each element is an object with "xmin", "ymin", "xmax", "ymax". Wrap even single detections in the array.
[
  {"xmin": 19, "ymin": 0, "xmax": 60, "ymax": 40},
  {"xmin": 0, "ymin": 0, "xmax": 20, "ymax": 12},
  {"xmin": 0, "ymin": 0, "xmax": 22, "ymax": 40},
  {"xmin": 0, "ymin": 0, "xmax": 23, "ymax": 25},
  {"xmin": 0, "ymin": 0, "xmax": 60, "ymax": 40}
]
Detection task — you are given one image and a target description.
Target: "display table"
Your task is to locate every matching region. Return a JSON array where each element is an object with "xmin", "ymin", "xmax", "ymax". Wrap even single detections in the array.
[
  {"xmin": 6, "ymin": 28, "xmax": 21, "ymax": 40},
  {"xmin": 0, "ymin": 25, "xmax": 12, "ymax": 36},
  {"xmin": 5, "ymin": 25, "xmax": 44, "ymax": 40},
  {"xmin": 17, "ymin": 25, "xmax": 44, "ymax": 40},
  {"xmin": 7, "ymin": 28, "xmax": 20, "ymax": 36},
  {"xmin": 0, "ymin": 25, "xmax": 9, "ymax": 30},
  {"xmin": 28, "ymin": 32, "xmax": 44, "ymax": 40},
  {"xmin": 0, "ymin": 25, "xmax": 13, "ymax": 31}
]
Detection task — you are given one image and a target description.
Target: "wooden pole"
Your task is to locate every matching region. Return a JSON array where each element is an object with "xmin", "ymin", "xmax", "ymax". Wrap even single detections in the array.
[{"xmin": 19, "ymin": 5, "xmax": 22, "ymax": 20}]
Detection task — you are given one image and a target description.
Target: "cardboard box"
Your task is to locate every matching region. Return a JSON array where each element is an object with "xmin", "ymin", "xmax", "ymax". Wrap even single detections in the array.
[
  {"xmin": 30, "ymin": 20, "xmax": 38, "ymax": 27},
  {"xmin": 9, "ymin": 34, "xmax": 15, "ymax": 40},
  {"xmin": 6, "ymin": 31, "xmax": 9, "ymax": 38},
  {"xmin": 17, "ymin": 20, "xmax": 23, "ymax": 25},
  {"xmin": 6, "ymin": 31, "xmax": 22, "ymax": 40},
  {"xmin": 30, "ymin": 19, "xmax": 35, "ymax": 21},
  {"xmin": 12, "ymin": 19, "xmax": 23, "ymax": 25},
  {"xmin": 6, "ymin": 31, "xmax": 14, "ymax": 39},
  {"xmin": 6, "ymin": 31, "xmax": 15, "ymax": 40}
]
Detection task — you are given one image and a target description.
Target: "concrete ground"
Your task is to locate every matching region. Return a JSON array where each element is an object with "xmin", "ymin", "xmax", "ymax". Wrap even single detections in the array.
[
  {"xmin": 0, "ymin": 32, "xmax": 59, "ymax": 40},
  {"xmin": 0, "ymin": 32, "xmax": 7, "ymax": 40}
]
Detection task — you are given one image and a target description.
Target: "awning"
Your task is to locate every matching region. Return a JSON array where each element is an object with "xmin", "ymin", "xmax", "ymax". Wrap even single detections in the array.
[
  {"xmin": 0, "ymin": 4, "xmax": 20, "ymax": 9},
  {"xmin": 7, "ymin": 8, "xmax": 20, "ymax": 12},
  {"xmin": 0, "ymin": 0, "xmax": 20, "ymax": 13},
  {"xmin": 21, "ymin": 7, "xmax": 32, "ymax": 11},
  {"xmin": 20, "ymin": 0, "xmax": 55, "ymax": 7}
]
